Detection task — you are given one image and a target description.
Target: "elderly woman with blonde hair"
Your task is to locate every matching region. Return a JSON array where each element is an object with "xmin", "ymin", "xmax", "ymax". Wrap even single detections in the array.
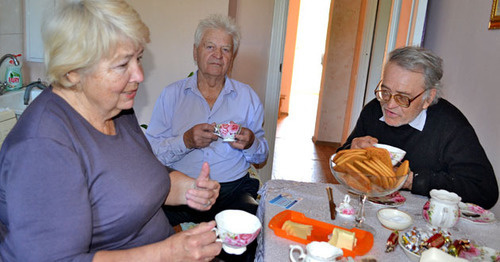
[{"xmin": 0, "ymin": 0, "xmax": 221, "ymax": 261}]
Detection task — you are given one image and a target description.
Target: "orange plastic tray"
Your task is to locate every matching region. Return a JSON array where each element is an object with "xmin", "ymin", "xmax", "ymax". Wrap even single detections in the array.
[{"xmin": 268, "ymin": 210, "xmax": 374, "ymax": 257}]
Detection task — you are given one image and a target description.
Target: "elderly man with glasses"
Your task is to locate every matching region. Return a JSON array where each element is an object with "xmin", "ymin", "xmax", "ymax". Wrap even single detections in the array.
[{"xmin": 337, "ymin": 46, "xmax": 498, "ymax": 209}]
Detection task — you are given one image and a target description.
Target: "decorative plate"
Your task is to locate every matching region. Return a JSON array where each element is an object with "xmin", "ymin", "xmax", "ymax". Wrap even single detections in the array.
[
  {"xmin": 422, "ymin": 200, "xmax": 431, "ymax": 222},
  {"xmin": 460, "ymin": 244, "xmax": 500, "ymax": 261},
  {"xmin": 368, "ymin": 191, "xmax": 406, "ymax": 206},
  {"xmin": 459, "ymin": 202, "xmax": 496, "ymax": 224}
]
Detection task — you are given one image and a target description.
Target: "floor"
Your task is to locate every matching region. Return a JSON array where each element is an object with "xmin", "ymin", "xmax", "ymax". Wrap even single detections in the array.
[{"xmin": 271, "ymin": 90, "xmax": 339, "ymax": 184}]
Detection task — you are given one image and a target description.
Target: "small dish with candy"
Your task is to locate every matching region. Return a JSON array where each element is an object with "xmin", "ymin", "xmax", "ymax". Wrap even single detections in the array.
[{"xmin": 398, "ymin": 227, "xmax": 474, "ymax": 261}]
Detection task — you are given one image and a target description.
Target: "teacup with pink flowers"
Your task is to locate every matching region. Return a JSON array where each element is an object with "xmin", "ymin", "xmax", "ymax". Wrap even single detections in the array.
[
  {"xmin": 214, "ymin": 209, "xmax": 262, "ymax": 255},
  {"xmin": 214, "ymin": 122, "xmax": 241, "ymax": 142}
]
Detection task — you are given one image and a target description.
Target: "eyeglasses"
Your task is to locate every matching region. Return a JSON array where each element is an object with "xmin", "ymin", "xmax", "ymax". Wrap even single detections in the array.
[{"xmin": 374, "ymin": 81, "xmax": 426, "ymax": 108}]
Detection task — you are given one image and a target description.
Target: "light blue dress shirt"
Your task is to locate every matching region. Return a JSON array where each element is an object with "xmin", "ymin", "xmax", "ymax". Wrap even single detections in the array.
[{"xmin": 146, "ymin": 72, "xmax": 269, "ymax": 182}]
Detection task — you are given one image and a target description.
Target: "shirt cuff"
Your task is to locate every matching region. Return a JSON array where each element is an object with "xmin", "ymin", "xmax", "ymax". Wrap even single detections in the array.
[
  {"xmin": 161, "ymin": 135, "xmax": 194, "ymax": 159},
  {"xmin": 411, "ymin": 172, "xmax": 430, "ymax": 197},
  {"xmin": 243, "ymin": 138, "xmax": 260, "ymax": 155}
]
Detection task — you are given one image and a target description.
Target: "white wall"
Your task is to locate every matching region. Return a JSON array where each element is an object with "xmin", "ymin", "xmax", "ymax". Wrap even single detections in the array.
[
  {"xmin": 128, "ymin": 0, "xmax": 229, "ymax": 126},
  {"xmin": 424, "ymin": 0, "xmax": 500, "ymax": 215},
  {"xmin": 231, "ymin": 0, "xmax": 275, "ymax": 102}
]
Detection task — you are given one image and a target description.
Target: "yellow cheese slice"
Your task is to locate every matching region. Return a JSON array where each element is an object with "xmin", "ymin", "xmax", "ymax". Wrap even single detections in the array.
[
  {"xmin": 328, "ymin": 228, "xmax": 357, "ymax": 251},
  {"xmin": 281, "ymin": 220, "xmax": 313, "ymax": 239}
]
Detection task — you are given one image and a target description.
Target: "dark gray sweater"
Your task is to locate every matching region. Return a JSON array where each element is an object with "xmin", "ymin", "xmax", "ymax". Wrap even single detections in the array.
[{"xmin": 339, "ymin": 98, "xmax": 498, "ymax": 209}]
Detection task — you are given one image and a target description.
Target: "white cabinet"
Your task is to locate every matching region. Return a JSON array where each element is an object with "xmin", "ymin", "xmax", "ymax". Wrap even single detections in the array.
[{"xmin": 25, "ymin": 0, "xmax": 55, "ymax": 62}]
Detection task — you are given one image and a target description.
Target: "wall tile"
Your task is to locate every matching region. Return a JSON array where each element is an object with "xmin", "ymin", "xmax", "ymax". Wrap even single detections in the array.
[
  {"xmin": 0, "ymin": 0, "xmax": 23, "ymax": 35},
  {"xmin": 0, "ymin": 34, "xmax": 23, "ymax": 56},
  {"xmin": 25, "ymin": 61, "xmax": 47, "ymax": 83}
]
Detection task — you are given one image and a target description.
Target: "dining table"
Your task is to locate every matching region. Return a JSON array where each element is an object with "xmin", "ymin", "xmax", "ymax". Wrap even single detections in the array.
[{"xmin": 255, "ymin": 179, "xmax": 500, "ymax": 261}]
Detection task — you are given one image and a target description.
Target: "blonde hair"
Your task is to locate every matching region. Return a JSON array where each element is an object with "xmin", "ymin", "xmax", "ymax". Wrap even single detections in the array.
[{"xmin": 43, "ymin": 0, "xmax": 150, "ymax": 87}]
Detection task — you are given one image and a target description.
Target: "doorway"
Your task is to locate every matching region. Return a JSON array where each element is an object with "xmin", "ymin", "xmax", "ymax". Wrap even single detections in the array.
[
  {"xmin": 272, "ymin": 0, "xmax": 336, "ymax": 182},
  {"xmin": 261, "ymin": 0, "xmax": 428, "ymax": 183}
]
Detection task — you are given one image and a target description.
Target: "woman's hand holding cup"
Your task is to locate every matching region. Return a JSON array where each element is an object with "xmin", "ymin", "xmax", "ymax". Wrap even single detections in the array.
[{"xmin": 162, "ymin": 221, "xmax": 221, "ymax": 261}]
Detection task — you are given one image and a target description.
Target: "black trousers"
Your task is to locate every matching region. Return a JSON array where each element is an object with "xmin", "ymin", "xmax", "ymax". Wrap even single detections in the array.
[{"xmin": 164, "ymin": 173, "xmax": 260, "ymax": 262}]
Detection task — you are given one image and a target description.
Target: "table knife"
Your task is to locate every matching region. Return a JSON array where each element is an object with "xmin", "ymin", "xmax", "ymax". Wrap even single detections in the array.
[{"xmin": 327, "ymin": 187, "xmax": 336, "ymax": 220}]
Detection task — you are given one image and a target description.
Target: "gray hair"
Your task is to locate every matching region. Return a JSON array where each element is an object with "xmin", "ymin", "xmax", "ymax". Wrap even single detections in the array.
[
  {"xmin": 43, "ymin": 0, "xmax": 150, "ymax": 88},
  {"xmin": 194, "ymin": 14, "xmax": 241, "ymax": 55},
  {"xmin": 386, "ymin": 46, "xmax": 443, "ymax": 105}
]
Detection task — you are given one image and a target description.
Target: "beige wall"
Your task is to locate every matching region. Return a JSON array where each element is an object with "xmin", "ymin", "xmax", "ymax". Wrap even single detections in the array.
[
  {"xmin": 314, "ymin": 0, "xmax": 362, "ymax": 143},
  {"xmin": 128, "ymin": 0, "xmax": 229, "ymax": 125},
  {"xmin": 424, "ymin": 0, "xmax": 500, "ymax": 215},
  {"xmin": 0, "ymin": 1, "xmax": 23, "ymax": 56},
  {"xmin": 230, "ymin": 0, "xmax": 275, "ymax": 103}
]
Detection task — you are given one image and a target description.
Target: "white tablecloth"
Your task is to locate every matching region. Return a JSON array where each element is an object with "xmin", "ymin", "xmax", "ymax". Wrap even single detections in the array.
[{"xmin": 255, "ymin": 179, "xmax": 500, "ymax": 261}]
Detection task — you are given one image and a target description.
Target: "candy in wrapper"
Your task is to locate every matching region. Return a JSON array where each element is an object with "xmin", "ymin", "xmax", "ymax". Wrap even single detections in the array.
[
  {"xmin": 448, "ymin": 243, "xmax": 458, "ymax": 256},
  {"xmin": 401, "ymin": 234, "xmax": 411, "ymax": 245},
  {"xmin": 448, "ymin": 239, "xmax": 471, "ymax": 257},
  {"xmin": 423, "ymin": 232, "xmax": 446, "ymax": 248},
  {"xmin": 385, "ymin": 230, "xmax": 399, "ymax": 253}
]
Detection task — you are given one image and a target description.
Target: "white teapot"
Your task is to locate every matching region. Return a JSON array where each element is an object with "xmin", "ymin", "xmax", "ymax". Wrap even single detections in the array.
[
  {"xmin": 289, "ymin": 241, "xmax": 343, "ymax": 262},
  {"xmin": 427, "ymin": 189, "xmax": 461, "ymax": 228}
]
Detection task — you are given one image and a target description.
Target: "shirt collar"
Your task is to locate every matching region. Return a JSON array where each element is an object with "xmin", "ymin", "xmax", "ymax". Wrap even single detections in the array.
[
  {"xmin": 379, "ymin": 109, "xmax": 427, "ymax": 131},
  {"xmin": 184, "ymin": 71, "xmax": 236, "ymax": 96}
]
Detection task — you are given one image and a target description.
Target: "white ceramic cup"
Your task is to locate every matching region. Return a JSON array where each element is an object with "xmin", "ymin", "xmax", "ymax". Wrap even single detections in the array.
[
  {"xmin": 374, "ymin": 143, "xmax": 406, "ymax": 165},
  {"xmin": 214, "ymin": 209, "xmax": 261, "ymax": 255},
  {"xmin": 289, "ymin": 241, "xmax": 343, "ymax": 262}
]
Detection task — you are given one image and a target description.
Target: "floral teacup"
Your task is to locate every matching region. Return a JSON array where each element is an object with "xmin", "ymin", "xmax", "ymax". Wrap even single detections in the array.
[
  {"xmin": 214, "ymin": 122, "xmax": 241, "ymax": 142},
  {"xmin": 214, "ymin": 209, "xmax": 261, "ymax": 255}
]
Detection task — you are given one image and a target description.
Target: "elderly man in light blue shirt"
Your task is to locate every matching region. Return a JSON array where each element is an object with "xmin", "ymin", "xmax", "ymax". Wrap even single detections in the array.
[
  {"xmin": 145, "ymin": 14, "xmax": 269, "ymax": 248},
  {"xmin": 146, "ymin": 73, "xmax": 268, "ymax": 183}
]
